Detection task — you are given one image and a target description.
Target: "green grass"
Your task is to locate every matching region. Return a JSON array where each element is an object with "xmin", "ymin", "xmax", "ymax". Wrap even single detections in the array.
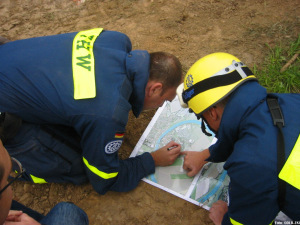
[{"xmin": 253, "ymin": 35, "xmax": 300, "ymax": 93}]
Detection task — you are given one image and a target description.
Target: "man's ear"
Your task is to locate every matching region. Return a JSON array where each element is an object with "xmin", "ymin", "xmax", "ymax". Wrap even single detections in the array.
[
  {"xmin": 208, "ymin": 106, "xmax": 219, "ymax": 121},
  {"xmin": 209, "ymin": 105, "xmax": 224, "ymax": 122},
  {"xmin": 147, "ymin": 82, "xmax": 163, "ymax": 97}
]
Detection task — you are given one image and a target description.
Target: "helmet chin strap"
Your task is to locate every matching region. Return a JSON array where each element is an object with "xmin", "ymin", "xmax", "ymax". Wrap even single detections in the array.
[
  {"xmin": 187, "ymin": 107, "xmax": 215, "ymax": 137},
  {"xmin": 201, "ymin": 119, "xmax": 212, "ymax": 136},
  {"xmin": 200, "ymin": 116, "xmax": 217, "ymax": 137}
]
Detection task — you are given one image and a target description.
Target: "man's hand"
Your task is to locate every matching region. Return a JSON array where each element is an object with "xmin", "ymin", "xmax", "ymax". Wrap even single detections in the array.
[
  {"xmin": 209, "ymin": 200, "xmax": 228, "ymax": 225},
  {"xmin": 151, "ymin": 141, "xmax": 181, "ymax": 166},
  {"xmin": 5, "ymin": 210, "xmax": 41, "ymax": 225},
  {"xmin": 180, "ymin": 149, "xmax": 210, "ymax": 177}
]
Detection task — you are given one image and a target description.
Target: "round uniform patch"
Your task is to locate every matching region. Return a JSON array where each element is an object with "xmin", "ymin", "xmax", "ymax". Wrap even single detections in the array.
[{"xmin": 105, "ymin": 140, "xmax": 122, "ymax": 154}]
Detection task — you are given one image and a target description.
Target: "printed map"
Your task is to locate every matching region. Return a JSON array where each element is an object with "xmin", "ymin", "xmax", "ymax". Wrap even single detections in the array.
[{"xmin": 130, "ymin": 97, "xmax": 230, "ymax": 210}]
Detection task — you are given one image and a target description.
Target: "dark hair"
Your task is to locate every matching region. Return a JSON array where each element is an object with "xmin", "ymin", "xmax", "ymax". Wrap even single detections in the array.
[{"xmin": 149, "ymin": 52, "xmax": 182, "ymax": 94}]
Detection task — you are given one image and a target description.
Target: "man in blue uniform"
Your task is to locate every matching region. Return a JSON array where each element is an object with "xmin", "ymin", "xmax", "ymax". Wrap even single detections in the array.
[
  {"xmin": 0, "ymin": 28, "xmax": 182, "ymax": 194},
  {"xmin": 177, "ymin": 52, "xmax": 300, "ymax": 224}
]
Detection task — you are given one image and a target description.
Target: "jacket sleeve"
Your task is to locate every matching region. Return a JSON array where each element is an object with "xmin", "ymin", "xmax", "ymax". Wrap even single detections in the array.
[{"xmin": 74, "ymin": 116, "xmax": 155, "ymax": 194}]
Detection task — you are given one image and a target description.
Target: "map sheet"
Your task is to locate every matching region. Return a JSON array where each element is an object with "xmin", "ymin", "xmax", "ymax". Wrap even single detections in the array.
[{"xmin": 130, "ymin": 97, "xmax": 230, "ymax": 210}]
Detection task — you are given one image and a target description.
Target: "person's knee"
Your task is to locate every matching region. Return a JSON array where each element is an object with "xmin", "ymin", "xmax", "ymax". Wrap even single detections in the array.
[
  {"xmin": 40, "ymin": 201, "xmax": 89, "ymax": 225},
  {"xmin": 52, "ymin": 202, "xmax": 88, "ymax": 222},
  {"xmin": 53, "ymin": 202, "xmax": 82, "ymax": 213}
]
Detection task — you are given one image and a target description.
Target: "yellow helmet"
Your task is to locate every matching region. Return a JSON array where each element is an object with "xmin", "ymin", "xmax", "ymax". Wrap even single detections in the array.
[{"xmin": 176, "ymin": 52, "xmax": 257, "ymax": 115}]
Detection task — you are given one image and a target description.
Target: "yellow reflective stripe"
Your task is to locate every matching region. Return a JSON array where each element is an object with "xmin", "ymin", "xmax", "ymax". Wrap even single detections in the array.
[
  {"xmin": 30, "ymin": 175, "xmax": 47, "ymax": 184},
  {"xmin": 230, "ymin": 218, "xmax": 243, "ymax": 225},
  {"xmin": 83, "ymin": 157, "xmax": 118, "ymax": 179},
  {"xmin": 72, "ymin": 28, "xmax": 103, "ymax": 99},
  {"xmin": 230, "ymin": 218, "xmax": 273, "ymax": 225},
  {"xmin": 279, "ymin": 134, "xmax": 300, "ymax": 190}
]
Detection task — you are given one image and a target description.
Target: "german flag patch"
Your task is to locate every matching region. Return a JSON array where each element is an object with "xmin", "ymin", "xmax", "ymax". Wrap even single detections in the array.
[{"xmin": 115, "ymin": 132, "xmax": 125, "ymax": 139}]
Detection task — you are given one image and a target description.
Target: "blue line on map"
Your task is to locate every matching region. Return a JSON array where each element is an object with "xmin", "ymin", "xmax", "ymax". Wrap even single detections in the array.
[
  {"xmin": 149, "ymin": 174, "xmax": 158, "ymax": 183},
  {"xmin": 149, "ymin": 119, "xmax": 214, "ymax": 183},
  {"xmin": 198, "ymin": 170, "xmax": 227, "ymax": 203},
  {"xmin": 149, "ymin": 119, "xmax": 211, "ymax": 183},
  {"xmin": 149, "ymin": 120, "xmax": 203, "ymax": 183},
  {"xmin": 154, "ymin": 120, "xmax": 203, "ymax": 150}
]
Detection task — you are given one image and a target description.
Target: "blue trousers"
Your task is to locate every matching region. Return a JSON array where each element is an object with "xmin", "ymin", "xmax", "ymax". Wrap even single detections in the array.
[
  {"xmin": 4, "ymin": 122, "xmax": 88, "ymax": 184},
  {"xmin": 11, "ymin": 200, "xmax": 89, "ymax": 225}
]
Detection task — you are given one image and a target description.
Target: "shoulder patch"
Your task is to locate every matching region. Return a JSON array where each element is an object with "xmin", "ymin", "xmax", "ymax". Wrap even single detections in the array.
[{"xmin": 105, "ymin": 140, "xmax": 122, "ymax": 154}]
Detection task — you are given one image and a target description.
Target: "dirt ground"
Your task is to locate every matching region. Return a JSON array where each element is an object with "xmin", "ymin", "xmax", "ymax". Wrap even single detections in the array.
[{"xmin": 0, "ymin": 0, "xmax": 299, "ymax": 224}]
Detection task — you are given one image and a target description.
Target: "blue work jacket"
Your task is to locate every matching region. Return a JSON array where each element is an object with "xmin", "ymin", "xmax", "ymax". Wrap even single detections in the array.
[
  {"xmin": 208, "ymin": 81, "xmax": 300, "ymax": 224},
  {"xmin": 0, "ymin": 29, "xmax": 155, "ymax": 194}
]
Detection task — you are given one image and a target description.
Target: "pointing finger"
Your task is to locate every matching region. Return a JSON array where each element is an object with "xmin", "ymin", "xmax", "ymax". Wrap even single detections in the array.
[
  {"xmin": 187, "ymin": 170, "xmax": 196, "ymax": 177},
  {"xmin": 180, "ymin": 151, "xmax": 187, "ymax": 156}
]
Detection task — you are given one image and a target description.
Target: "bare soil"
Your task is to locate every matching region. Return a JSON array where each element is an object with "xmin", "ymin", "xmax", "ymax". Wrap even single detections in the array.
[{"xmin": 0, "ymin": 0, "xmax": 299, "ymax": 224}]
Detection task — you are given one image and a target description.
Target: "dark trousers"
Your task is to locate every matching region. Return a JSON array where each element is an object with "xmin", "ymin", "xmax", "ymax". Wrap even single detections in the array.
[{"xmin": 4, "ymin": 122, "xmax": 88, "ymax": 185}]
